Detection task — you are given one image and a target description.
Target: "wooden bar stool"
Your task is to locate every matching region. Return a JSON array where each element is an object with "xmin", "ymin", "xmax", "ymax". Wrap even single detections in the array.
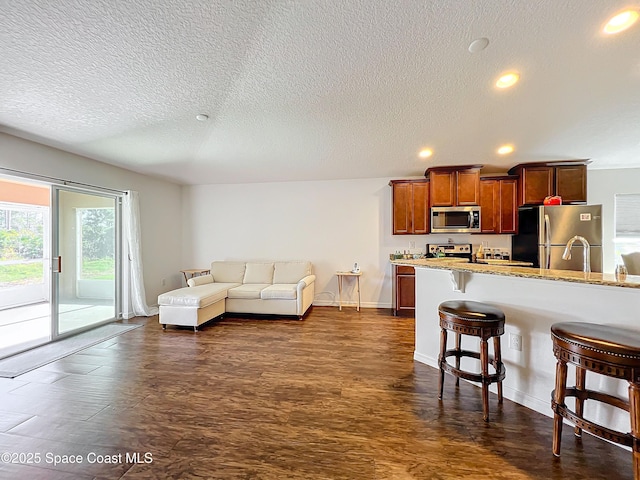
[
  {"xmin": 551, "ymin": 322, "xmax": 640, "ymax": 479},
  {"xmin": 438, "ymin": 300, "xmax": 506, "ymax": 422}
]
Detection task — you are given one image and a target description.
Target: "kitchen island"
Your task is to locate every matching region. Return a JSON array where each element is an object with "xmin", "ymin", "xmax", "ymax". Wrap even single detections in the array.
[{"xmin": 392, "ymin": 258, "xmax": 640, "ymax": 434}]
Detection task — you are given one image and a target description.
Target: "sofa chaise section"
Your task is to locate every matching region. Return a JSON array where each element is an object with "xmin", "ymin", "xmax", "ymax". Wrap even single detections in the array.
[{"xmin": 157, "ymin": 282, "xmax": 238, "ymax": 331}]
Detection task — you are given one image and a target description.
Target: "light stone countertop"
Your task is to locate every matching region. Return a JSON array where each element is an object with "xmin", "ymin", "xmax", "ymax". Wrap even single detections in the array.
[{"xmin": 390, "ymin": 258, "xmax": 640, "ymax": 289}]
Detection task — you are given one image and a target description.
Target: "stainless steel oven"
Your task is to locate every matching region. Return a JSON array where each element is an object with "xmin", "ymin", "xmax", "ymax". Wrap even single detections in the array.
[
  {"xmin": 430, "ymin": 206, "xmax": 481, "ymax": 233},
  {"xmin": 426, "ymin": 243, "xmax": 473, "ymax": 259}
]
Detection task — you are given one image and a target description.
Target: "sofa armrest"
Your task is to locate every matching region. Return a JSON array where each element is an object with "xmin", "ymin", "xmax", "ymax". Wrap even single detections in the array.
[
  {"xmin": 297, "ymin": 275, "xmax": 316, "ymax": 289},
  {"xmin": 187, "ymin": 274, "xmax": 214, "ymax": 287},
  {"xmin": 296, "ymin": 274, "xmax": 315, "ymax": 317}
]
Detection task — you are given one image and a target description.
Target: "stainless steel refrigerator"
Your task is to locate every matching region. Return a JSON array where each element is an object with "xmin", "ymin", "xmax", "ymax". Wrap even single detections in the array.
[{"xmin": 512, "ymin": 205, "xmax": 603, "ymax": 272}]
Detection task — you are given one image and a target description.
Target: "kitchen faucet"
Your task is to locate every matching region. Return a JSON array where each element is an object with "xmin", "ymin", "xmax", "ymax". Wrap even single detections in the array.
[{"xmin": 562, "ymin": 235, "xmax": 591, "ymax": 273}]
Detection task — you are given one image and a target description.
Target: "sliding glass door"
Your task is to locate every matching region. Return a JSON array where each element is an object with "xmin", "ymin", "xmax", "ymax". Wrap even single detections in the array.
[
  {"xmin": 0, "ymin": 177, "xmax": 51, "ymax": 357},
  {"xmin": 52, "ymin": 187, "xmax": 120, "ymax": 337}
]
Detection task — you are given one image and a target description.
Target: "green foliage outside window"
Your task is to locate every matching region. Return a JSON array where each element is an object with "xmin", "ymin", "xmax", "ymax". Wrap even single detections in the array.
[
  {"xmin": 0, "ymin": 207, "xmax": 45, "ymax": 286},
  {"xmin": 79, "ymin": 208, "xmax": 115, "ymax": 280},
  {"xmin": 0, "ymin": 209, "xmax": 44, "ymax": 260}
]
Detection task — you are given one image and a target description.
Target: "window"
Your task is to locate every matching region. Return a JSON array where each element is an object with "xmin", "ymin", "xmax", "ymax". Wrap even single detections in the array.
[
  {"xmin": 0, "ymin": 202, "xmax": 46, "ymax": 288},
  {"xmin": 614, "ymin": 193, "xmax": 640, "ymax": 262},
  {"xmin": 76, "ymin": 208, "xmax": 115, "ymax": 281}
]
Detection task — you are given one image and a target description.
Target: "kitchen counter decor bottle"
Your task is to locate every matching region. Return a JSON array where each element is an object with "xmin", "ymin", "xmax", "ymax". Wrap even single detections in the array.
[{"xmin": 616, "ymin": 264, "xmax": 628, "ymax": 281}]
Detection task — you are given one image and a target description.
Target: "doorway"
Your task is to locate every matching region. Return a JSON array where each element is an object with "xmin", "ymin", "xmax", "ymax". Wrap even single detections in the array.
[
  {"xmin": 53, "ymin": 187, "xmax": 120, "ymax": 336},
  {"xmin": 0, "ymin": 177, "xmax": 121, "ymax": 359}
]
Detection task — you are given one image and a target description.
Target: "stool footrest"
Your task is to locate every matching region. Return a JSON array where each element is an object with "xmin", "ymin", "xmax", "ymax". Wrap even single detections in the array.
[
  {"xmin": 561, "ymin": 387, "xmax": 630, "ymax": 412},
  {"xmin": 440, "ymin": 349, "xmax": 506, "ymax": 384},
  {"xmin": 552, "ymin": 396, "xmax": 633, "ymax": 448}
]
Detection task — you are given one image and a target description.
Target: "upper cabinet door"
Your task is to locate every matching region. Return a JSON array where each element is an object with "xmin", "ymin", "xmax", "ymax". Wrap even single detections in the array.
[
  {"xmin": 519, "ymin": 166, "xmax": 554, "ymax": 205},
  {"xmin": 479, "ymin": 179, "xmax": 498, "ymax": 233},
  {"xmin": 429, "ymin": 171, "xmax": 455, "ymax": 206},
  {"xmin": 412, "ymin": 181, "xmax": 430, "ymax": 234},
  {"xmin": 391, "ymin": 181, "xmax": 412, "ymax": 234},
  {"xmin": 555, "ymin": 165, "xmax": 587, "ymax": 204},
  {"xmin": 456, "ymin": 169, "xmax": 480, "ymax": 205},
  {"xmin": 499, "ymin": 178, "xmax": 518, "ymax": 233}
]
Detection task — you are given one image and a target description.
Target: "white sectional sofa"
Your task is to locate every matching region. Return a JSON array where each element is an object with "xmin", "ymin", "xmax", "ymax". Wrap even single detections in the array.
[{"xmin": 157, "ymin": 261, "xmax": 315, "ymax": 331}]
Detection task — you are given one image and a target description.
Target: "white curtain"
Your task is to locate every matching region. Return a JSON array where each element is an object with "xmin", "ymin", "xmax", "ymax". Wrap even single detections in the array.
[{"xmin": 123, "ymin": 191, "xmax": 158, "ymax": 317}]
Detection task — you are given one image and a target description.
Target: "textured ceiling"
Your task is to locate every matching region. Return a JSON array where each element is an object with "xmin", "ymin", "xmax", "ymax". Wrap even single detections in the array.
[{"xmin": 1, "ymin": 0, "xmax": 639, "ymax": 185}]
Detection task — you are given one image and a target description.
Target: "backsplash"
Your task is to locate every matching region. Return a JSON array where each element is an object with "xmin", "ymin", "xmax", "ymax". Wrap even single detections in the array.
[{"xmin": 387, "ymin": 234, "xmax": 513, "ymax": 259}]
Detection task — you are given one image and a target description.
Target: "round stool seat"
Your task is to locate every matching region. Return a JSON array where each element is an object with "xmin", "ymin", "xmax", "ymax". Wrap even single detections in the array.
[
  {"xmin": 437, "ymin": 300, "xmax": 506, "ymax": 422},
  {"xmin": 439, "ymin": 300, "xmax": 506, "ymax": 322},
  {"xmin": 551, "ymin": 322, "xmax": 640, "ymax": 372},
  {"xmin": 438, "ymin": 300, "xmax": 505, "ymax": 340}
]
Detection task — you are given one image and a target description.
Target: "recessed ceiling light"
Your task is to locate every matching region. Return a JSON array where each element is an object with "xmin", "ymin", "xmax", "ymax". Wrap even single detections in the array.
[
  {"xmin": 496, "ymin": 72, "xmax": 520, "ymax": 89},
  {"xmin": 196, "ymin": 114, "xmax": 209, "ymax": 121},
  {"xmin": 468, "ymin": 37, "xmax": 490, "ymax": 53},
  {"xmin": 497, "ymin": 145, "xmax": 515, "ymax": 155},
  {"xmin": 418, "ymin": 148, "xmax": 433, "ymax": 158},
  {"xmin": 603, "ymin": 10, "xmax": 639, "ymax": 34}
]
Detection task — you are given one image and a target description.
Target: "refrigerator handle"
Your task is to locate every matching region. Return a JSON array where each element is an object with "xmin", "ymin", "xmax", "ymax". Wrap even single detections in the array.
[{"xmin": 544, "ymin": 214, "xmax": 551, "ymax": 269}]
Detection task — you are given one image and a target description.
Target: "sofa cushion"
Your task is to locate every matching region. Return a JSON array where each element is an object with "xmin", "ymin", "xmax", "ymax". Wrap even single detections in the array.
[
  {"xmin": 210, "ymin": 262, "xmax": 246, "ymax": 283},
  {"xmin": 158, "ymin": 283, "xmax": 238, "ymax": 308},
  {"xmin": 227, "ymin": 284, "xmax": 270, "ymax": 299},
  {"xmin": 260, "ymin": 284, "xmax": 298, "ymax": 300},
  {"xmin": 273, "ymin": 261, "xmax": 312, "ymax": 284},
  {"xmin": 243, "ymin": 263, "xmax": 274, "ymax": 284}
]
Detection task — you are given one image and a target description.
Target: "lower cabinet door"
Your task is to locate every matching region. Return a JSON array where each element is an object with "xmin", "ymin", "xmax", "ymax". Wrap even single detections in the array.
[{"xmin": 395, "ymin": 266, "xmax": 415, "ymax": 315}]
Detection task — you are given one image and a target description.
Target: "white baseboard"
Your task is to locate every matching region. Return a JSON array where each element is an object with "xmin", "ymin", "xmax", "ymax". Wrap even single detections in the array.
[{"xmin": 312, "ymin": 300, "xmax": 391, "ymax": 309}]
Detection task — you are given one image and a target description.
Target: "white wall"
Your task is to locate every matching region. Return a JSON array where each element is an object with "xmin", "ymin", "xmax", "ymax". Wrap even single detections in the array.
[
  {"xmin": 589, "ymin": 167, "xmax": 640, "ymax": 273},
  {"xmin": 0, "ymin": 133, "xmax": 184, "ymax": 309},
  {"xmin": 182, "ymin": 178, "xmax": 513, "ymax": 309}
]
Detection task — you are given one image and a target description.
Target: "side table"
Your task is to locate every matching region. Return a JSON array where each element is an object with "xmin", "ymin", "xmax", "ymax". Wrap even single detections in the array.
[
  {"xmin": 180, "ymin": 268, "xmax": 211, "ymax": 285},
  {"xmin": 336, "ymin": 271, "xmax": 362, "ymax": 311}
]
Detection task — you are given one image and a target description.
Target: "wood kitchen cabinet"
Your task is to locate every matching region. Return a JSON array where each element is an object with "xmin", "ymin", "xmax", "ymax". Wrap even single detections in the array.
[
  {"xmin": 389, "ymin": 180, "xmax": 429, "ymax": 235},
  {"xmin": 499, "ymin": 178, "xmax": 517, "ymax": 233},
  {"xmin": 456, "ymin": 168, "xmax": 481, "ymax": 205},
  {"xmin": 426, "ymin": 165, "xmax": 481, "ymax": 206},
  {"xmin": 555, "ymin": 164, "xmax": 587, "ymax": 203},
  {"xmin": 508, "ymin": 161, "xmax": 588, "ymax": 206},
  {"xmin": 479, "ymin": 176, "xmax": 517, "ymax": 234},
  {"xmin": 428, "ymin": 170, "xmax": 455, "ymax": 206},
  {"xmin": 393, "ymin": 265, "xmax": 415, "ymax": 316}
]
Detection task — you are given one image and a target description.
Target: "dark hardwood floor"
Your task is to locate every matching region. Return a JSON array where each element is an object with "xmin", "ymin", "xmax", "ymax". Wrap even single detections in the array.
[{"xmin": 0, "ymin": 306, "xmax": 632, "ymax": 479}]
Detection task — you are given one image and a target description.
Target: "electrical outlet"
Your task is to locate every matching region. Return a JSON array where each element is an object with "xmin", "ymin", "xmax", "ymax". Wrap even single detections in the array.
[
  {"xmin": 509, "ymin": 333, "xmax": 522, "ymax": 351},
  {"xmin": 409, "ymin": 241, "xmax": 416, "ymax": 249}
]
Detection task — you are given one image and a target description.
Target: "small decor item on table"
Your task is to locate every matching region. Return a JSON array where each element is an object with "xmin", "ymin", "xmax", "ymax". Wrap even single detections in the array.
[
  {"xmin": 351, "ymin": 263, "xmax": 360, "ymax": 273},
  {"xmin": 616, "ymin": 264, "xmax": 628, "ymax": 281},
  {"xmin": 543, "ymin": 195, "xmax": 563, "ymax": 205}
]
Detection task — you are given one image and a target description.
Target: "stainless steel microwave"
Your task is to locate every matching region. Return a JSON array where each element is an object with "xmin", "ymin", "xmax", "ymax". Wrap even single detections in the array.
[{"xmin": 431, "ymin": 206, "xmax": 481, "ymax": 233}]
